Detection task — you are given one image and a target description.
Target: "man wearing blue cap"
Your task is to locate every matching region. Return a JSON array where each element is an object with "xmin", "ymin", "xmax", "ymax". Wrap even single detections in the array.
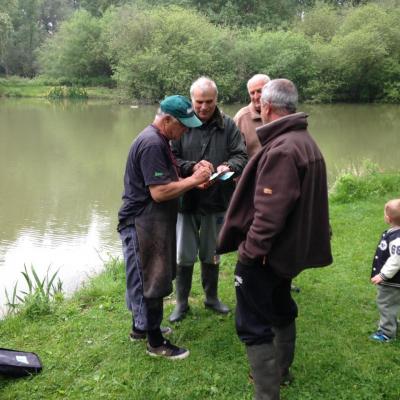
[{"xmin": 118, "ymin": 95, "xmax": 212, "ymax": 359}]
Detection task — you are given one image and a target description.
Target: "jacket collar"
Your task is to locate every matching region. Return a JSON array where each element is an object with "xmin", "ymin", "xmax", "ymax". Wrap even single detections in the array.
[
  {"xmin": 201, "ymin": 106, "xmax": 224, "ymax": 130},
  {"xmin": 256, "ymin": 112, "xmax": 308, "ymax": 146}
]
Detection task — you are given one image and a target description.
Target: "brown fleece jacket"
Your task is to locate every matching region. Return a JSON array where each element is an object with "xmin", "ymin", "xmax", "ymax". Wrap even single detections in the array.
[{"xmin": 217, "ymin": 112, "xmax": 332, "ymax": 279}]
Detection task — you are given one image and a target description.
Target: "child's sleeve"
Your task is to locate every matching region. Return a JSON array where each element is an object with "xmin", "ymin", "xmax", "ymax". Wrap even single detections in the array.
[{"xmin": 381, "ymin": 237, "xmax": 400, "ymax": 279}]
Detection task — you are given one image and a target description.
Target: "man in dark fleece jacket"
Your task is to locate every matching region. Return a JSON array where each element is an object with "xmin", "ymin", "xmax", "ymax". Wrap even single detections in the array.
[{"xmin": 218, "ymin": 79, "xmax": 332, "ymax": 400}]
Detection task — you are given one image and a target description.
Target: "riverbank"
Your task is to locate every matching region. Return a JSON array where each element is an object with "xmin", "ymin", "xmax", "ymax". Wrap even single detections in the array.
[
  {"xmin": 1, "ymin": 171, "xmax": 400, "ymax": 399},
  {"xmin": 0, "ymin": 77, "xmax": 123, "ymax": 101}
]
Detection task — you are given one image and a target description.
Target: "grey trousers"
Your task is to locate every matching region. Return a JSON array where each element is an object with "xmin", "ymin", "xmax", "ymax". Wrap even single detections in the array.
[
  {"xmin": 176, "ymin": 212, "xmax": 225, "ymax": 266},
  {"xmin": 120, "ymin": 225, "xmax": 163, "ymax": 331},
  {"xmin": 377, "ymin": 284, "xmax": 400, "ymax": 338}
]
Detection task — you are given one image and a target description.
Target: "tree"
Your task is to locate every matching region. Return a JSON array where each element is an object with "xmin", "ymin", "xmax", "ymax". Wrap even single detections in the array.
[
  {"xmin": 303, "ymin": 3, "xmax": 400, "ymax": 102},
  {"xmin": 38, "ymin": 9, "xmax": 111, "ymax": 81},
  {"xmin": 136, "ymin": 0, "xmax": 301, "ymax": 28},
  {"xmin": 232, "ymin": 29, "xmax": 314, "ymax": 101},
  {"xmin": 39, "ymin": 0, "xmax": 74, "ymax": 34},
  {"xmin": 295, "ymin": 2, "xmax": 340, "ymax": 41},
  {"xmin": 0, "ymin": 12, "xmax": 13, "ymax": 74},
  {"xmin": 5, "ymin": 0, "xmax": 44, "ymax": 76},
  {"xmin": 76, "ymin": 0, "xmax": 128, "ymax": 16},
  {"xmin": 0, "ymin": 0, "xmax": 75, "ymax": 76}
]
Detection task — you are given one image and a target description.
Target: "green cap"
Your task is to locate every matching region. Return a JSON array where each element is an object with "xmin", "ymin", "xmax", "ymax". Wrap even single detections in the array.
[{"xmin": 160, "ymin": 95, "xmax": 202, "ymax": 128}]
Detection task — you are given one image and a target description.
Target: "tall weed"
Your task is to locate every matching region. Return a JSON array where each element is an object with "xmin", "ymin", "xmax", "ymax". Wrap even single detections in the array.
[
  {"xmin": 47, "ymin": 86, "xmax": 88, "ymax": 99},
  {"xmin": 330, "ymin": 160, "xmax": 400, "ymax": 203}
]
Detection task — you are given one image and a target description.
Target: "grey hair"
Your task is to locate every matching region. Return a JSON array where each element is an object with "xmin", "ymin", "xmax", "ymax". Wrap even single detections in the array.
[
  {"xmin": 190, "ymin": 76, "xmax": 218, "ymax": 97},
  {"xmin": 156, "ymin": 108, "xmax": 166, "ymax": 116},
  {"xmin": 261, "ymin": 79, "xmax": 298, "ymax": 115},
  {"xmin": 155, "ymin": 108, "xmax": 177, "ymax": 121},
  {"xmin": 247, "ymin": 74, "xmax": 270, "ymax": 89}
]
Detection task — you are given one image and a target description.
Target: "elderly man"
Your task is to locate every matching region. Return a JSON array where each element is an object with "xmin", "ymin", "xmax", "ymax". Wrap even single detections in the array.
[
  {"xmin": 218, "ymin": 79, "xmax": 332, "ymax": 399},
  {"xmin": 118, "ymin": 95, "xmax": 212, "ymax": 360},
  {"xmin": 234, "ymin": 74, "xmax": 270, "ymax": 158},
  {"xmin": 169, "ymin": 77, "xmax": 248, "ymax": 323}
]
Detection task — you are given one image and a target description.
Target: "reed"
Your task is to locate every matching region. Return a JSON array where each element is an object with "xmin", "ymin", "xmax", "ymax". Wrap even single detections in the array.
[{"xmin": 4, "ymin": 264, "xmax": 63, "ymax": 318}]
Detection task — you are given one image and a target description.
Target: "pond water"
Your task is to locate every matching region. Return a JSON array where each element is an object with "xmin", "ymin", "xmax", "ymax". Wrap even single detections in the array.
[{"xmin": 0, "ymin": 98, "xmax": 399, "ymax": 315}]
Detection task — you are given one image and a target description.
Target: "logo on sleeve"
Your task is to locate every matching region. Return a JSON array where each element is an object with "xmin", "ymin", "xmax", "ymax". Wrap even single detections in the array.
[
  {"xmin": 154, "ymin": 171, "xmax": 164, "ymax": 177},
  {"xmin": 379, "ymin": 240, "xmax": 388, "ymax": 251}
]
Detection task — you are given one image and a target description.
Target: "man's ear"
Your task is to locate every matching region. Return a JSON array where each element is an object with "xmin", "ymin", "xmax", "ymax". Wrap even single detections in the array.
[
  {"xmin": 260, "ymin": 101, "xmax": 268, "ymax": 115},
  {"xmin": 164, "ymin": 115, "xmax": 173, "ymax": 125}
]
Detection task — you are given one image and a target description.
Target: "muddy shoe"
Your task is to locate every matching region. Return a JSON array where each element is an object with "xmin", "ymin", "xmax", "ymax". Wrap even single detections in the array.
[
  {"xmin": 146, "ymin": 340, "xmax": 190, "ymax": 360},
  {"xmin": 130, "ymin": 326, "xmax": 173, "ymax": 341}
]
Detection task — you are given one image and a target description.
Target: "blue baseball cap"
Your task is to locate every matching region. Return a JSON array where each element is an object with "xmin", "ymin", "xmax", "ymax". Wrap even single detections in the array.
[{"xmin": 160, "ymin": 95, "xmax": 202, "ymax": 128}]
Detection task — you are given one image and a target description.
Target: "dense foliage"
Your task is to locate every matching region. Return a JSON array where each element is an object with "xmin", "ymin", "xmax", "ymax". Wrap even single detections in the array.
[{"xmin": 1, "ymin": 0, "xmax": 400, "ymax": 102}]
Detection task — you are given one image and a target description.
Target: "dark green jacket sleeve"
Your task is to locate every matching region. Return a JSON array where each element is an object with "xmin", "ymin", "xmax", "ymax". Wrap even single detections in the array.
[{"xmin": 171, "ymin": 138, "xmax": 196, "ymax": 177}]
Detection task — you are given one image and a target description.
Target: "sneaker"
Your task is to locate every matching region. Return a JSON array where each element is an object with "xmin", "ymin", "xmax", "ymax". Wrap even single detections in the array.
[
  {"xmin": 129, "ymin": 326, "xmax": 173, "ymax": 341},
  {"xmin": 369, "ymin": 331, "xmax": 392, "ymax": 343},
  {"xmin": 146, "ymin": 340, "xmax": 190, "ymax": 360}
]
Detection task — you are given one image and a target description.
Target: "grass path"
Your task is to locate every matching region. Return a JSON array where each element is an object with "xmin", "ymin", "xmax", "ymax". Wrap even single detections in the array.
[
  {"xmin": 0, "ymin": 77, "xmax": 120, "ymax": 100},
  {"xmin": 1, "ymin": 195, "xmax": 399, "ymax": 399}
]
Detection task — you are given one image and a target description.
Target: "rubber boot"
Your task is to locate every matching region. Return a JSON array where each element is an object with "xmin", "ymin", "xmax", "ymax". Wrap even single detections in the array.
[
  {"xmin": 246, "ymin": 342, "xmax": 280, "ymax": 400},
  {"xmin": 201, "ymin": 263, "xmax": 230, "ymax": 314},
  {"xmin": 169, "ymin": 264, "xmax": 194, "ymax": 323},
  {"xmin": 272, "ymin": 321, "xmax": 296, "ymax": 386}
]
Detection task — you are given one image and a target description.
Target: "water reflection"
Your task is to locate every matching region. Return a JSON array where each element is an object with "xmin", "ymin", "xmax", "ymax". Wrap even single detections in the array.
[
  {"xmin": 0, "ymin": 99, "xmax": 145, "ymax": 315},
  {"xmin": 0, "ymin": 210, "xmax": 115, "ymax": 316},
  {"xmin": 0, "ymin": 99, "xmax": 399, "ymax": 315}
]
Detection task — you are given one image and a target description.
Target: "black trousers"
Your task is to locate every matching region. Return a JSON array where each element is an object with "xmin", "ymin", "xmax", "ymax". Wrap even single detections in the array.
[{"xmin": 235, "ymin": 260, "xmax": 298, "ymax": 345}]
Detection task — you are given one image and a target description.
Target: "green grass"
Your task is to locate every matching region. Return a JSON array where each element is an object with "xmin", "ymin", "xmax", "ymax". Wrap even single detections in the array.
[{"xmin": 1, "ymin": 176, "xmax": 400, "ymax": 399}]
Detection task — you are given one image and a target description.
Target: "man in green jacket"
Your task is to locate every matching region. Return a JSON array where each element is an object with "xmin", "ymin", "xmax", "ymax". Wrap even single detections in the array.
[{"xmin": 169, "ymin": 76, "xmax": 248, "ymax": 322}]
